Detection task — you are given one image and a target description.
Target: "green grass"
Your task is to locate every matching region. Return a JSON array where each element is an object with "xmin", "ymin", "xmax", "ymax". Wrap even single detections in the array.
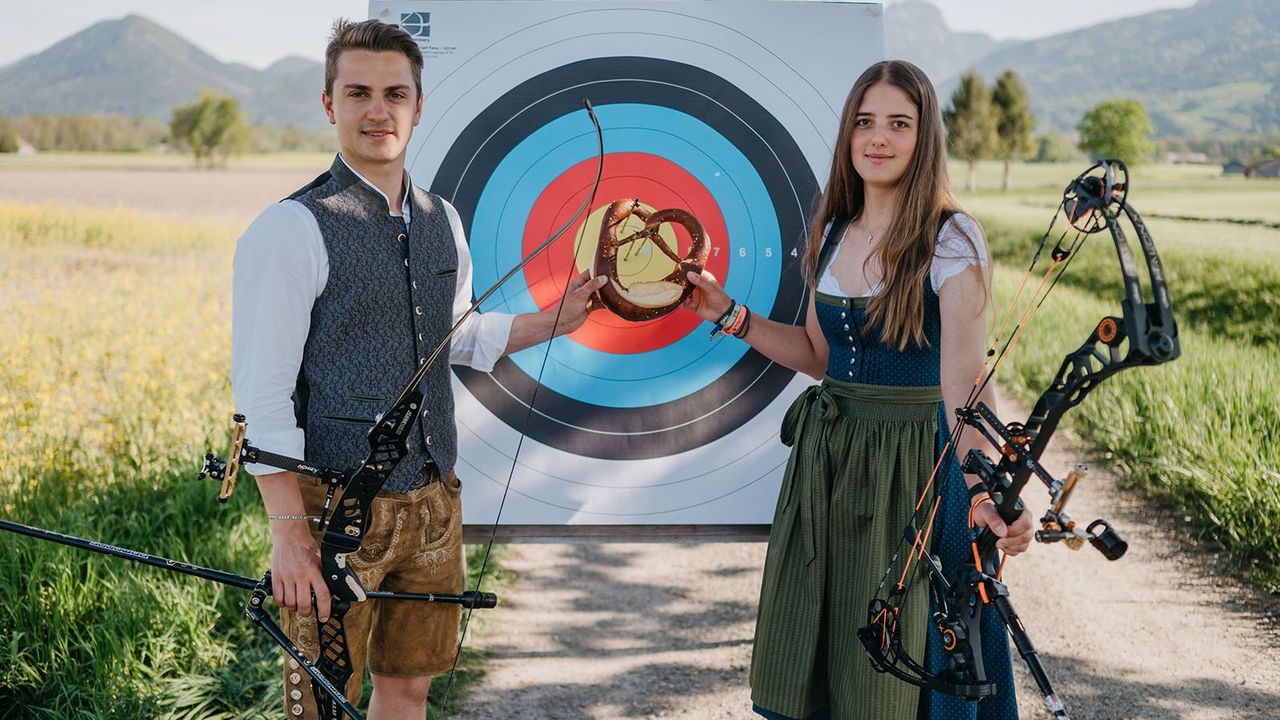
[
  {"xmin": 0, "ymin": 201, "xmax": 504, "ymax": 717},
  {"xmin": 968, "ymin": 166, "xmax": 1280, "ymax": 592}
]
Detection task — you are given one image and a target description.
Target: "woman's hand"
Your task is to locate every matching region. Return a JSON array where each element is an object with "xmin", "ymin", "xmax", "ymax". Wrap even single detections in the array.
[
  {"xmin": 971, "ymin": 501, "xmax": 1035, "ymax": 557},
  {"xmin": 682, "ymin": 269, "xmax": 733, "ymax": 323}
]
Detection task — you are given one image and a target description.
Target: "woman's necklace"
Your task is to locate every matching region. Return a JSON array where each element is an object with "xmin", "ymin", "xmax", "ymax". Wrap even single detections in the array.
[{"xmin": 860, "ymin": 216, "xmax": 888, "ymax": 245}]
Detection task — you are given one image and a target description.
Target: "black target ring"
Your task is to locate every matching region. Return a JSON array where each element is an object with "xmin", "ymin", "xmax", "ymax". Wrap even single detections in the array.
[{"xmin": 432, "ymin": 56, "xmax": 818, "ymax": 460}]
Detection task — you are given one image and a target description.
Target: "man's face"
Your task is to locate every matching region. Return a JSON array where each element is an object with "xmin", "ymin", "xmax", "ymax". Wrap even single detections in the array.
[{"xmin": 322, "ymin": 49, "xmax": 422, "ymax": 168}]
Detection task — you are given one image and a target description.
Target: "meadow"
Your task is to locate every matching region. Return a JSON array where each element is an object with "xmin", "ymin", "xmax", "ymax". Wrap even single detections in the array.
[
  {"xmin": 0, "ymin": 198, "xmax": 498, "ymax": 717},
  {"xmin": 958, "ymin": 160, "xmax": 1280, "ymax": 592},
  {"xmin": 0, "ymin": 157, "xmax": 1276, "ymax": 716}
]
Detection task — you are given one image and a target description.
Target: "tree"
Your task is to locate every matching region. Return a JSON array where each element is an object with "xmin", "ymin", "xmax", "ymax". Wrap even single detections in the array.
[
  {"xmin": 1252, "ymin": 145, "xmax": 1280, "ymax": 162},
  {"xmin": 170, "ymin": 91, "xmax": 249, "ymax": 168},
  {"xmin": 944, "ymin": 71, "xmax": 998, "ymax": 192},
  {"xmin": 991, "ymin": 70, "xmax": 1036, "ymax": 191},
  {"xmin": 1076, "ymin": 99, "xmax": 1155, "ymax": 166},
  {"xmin": 0, "ymin": 116, "xmax": 18, "ymax": 154},
  {"xmin": 1033, "ymin": 131, "xmax": 1081, "ymax": 163}
]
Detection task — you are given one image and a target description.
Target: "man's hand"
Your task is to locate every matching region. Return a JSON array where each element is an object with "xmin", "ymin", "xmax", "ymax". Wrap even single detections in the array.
[
  {"xmin": 551, "ymin": 270, "xmax": 608, "ymax": 335},
  {"xmin": 269, "ymin": 519, "xmax": 333, "ymax": 623},
  {"xmin": 971, "ymin": 501, "xmax": 1035, "ymax": 557}
]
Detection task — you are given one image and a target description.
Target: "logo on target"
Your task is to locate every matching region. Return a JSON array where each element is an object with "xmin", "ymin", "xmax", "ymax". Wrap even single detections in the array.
[{"xmin": 400, "ymin": 12, "xmax": 430, "ymax": 40}]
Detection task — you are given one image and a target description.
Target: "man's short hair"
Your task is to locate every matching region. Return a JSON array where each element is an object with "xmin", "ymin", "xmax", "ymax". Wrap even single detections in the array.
[{"xmin": 324, "ymin": 19, "xmax": 424, "ymax": 98}]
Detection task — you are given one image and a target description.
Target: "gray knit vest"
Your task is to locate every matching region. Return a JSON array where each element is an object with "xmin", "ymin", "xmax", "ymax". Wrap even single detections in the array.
[{"xmin": 287, "ymin": 156, "xmax": 458, "ymax": 493}]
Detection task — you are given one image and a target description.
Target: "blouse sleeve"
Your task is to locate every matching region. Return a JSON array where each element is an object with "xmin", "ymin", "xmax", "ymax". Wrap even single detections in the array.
[{"xmin": 931, "ymin": 213, "xmax": 989, "ymax": 293}]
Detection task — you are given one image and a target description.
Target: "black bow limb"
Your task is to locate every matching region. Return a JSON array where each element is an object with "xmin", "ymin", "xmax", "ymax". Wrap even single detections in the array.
[{"xmin": 858, "ymin": 161, "xmax": 1180, "ymax": 717}]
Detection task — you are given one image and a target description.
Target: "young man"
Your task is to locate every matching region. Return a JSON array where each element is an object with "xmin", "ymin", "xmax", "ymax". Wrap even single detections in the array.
[{"xmin": 231, "ymin": 18, "xmax": 604, "ymax": 719}]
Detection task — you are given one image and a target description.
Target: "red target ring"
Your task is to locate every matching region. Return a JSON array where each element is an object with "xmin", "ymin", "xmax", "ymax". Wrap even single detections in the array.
[{"xmin": 521, "ymin": 152, "xmax": 730, "ymax": 354}]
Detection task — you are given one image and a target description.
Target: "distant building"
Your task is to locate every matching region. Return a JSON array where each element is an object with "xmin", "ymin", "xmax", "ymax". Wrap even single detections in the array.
[
  {"xmin": 1165, "ymin": 151, "xmax": 1210, "ymax": 164},
  {"xmin": 1223, "ymin": 160, "xmax": 1247, "ymax": 175},
  {"xmin": 1246, "ymin": 159, "xmax": 1280, "ymax": 179}
]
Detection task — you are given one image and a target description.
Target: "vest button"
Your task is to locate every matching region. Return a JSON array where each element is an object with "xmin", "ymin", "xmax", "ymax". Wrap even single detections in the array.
[
  {"xmin": 398, "ymin": 233, "xmax": 407, "ymax": 242},
  {"xmin": 426, "ymin": 435, "xmax": 433, "ymax": 446},
  {"xmin": 404, "ymin": 258, "xmax": 409, "ymax": 267},
  {"xmin": 412, "ymin": 280, "xmax": 418, "ymax": 290},
  {"xmin": 418, "ymin": 333, "xmax": 424, "ymax": 342},
  {"xmin": 415, "ymin": 306, "xmax": 423, "ymax": 315}
]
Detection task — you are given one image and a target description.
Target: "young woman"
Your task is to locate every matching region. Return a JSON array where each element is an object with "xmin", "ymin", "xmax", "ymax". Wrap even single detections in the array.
[{"xmin": 682, "ymin": 60, "xmax": 1035, "ymax": 720}]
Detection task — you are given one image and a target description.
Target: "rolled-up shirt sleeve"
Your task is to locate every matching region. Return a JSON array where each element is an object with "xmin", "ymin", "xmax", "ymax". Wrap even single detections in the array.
[
  {"xmin": 443, "ymin": 199, "xmax": 515, "ymax": 371},
  {"xmin": 231, "ymin": 200, "xmax": 325, "ymax": 476}
]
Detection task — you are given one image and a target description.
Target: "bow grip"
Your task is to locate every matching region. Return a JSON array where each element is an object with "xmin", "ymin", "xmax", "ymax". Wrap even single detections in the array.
[{"xmin": 321, "ymin": 551, "xmax": 368, "ymax": 603}]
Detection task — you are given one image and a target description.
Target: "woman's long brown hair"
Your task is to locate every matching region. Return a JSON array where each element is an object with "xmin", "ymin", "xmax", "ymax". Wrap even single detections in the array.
[{"xmin": 802, "ymin": 60, "xmax": 983, "ymax": 350}]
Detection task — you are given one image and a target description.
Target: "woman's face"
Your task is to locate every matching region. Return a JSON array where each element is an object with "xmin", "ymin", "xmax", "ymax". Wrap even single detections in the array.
[{"xmin": 850, "ymin": 81, "xmax": 918, "ymax": 190}]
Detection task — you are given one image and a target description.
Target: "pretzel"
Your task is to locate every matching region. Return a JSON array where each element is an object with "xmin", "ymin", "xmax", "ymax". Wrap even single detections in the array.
[{"xmin": 591, "ymin": 198, "xmax": 710, "ymax": 322}]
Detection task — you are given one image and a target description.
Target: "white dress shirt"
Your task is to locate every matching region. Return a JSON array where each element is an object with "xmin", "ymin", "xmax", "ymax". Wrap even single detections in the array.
[{"xmin": 231, "ymin": 155, "xmax": 515, "ymax": 475}]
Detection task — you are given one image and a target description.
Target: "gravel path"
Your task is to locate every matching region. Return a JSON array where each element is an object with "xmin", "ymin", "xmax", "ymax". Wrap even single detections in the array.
[
  {"xmin": 457, "ymin": 395, "xmax": 1280, "ymax": 720},
  {"xmin": 0, "ymin": 165, "xmax": 321, "ymax": 224}
]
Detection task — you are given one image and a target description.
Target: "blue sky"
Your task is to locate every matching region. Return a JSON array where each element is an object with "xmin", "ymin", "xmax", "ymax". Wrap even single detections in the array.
[{"xmin": 0, "ymin": 0, "xmax": 1198, "ymax": 69}]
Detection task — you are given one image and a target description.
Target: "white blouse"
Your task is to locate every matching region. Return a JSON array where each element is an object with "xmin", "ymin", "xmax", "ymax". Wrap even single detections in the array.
[{"xmin": 817, "ymin": 214, "xmax": 989, "ymax": 297}]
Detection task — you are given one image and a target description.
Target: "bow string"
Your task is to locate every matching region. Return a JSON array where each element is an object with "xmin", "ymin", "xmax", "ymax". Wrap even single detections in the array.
[{"xmin": 856, "ymin": 160, "xmax": 1180, "ymax": 718}]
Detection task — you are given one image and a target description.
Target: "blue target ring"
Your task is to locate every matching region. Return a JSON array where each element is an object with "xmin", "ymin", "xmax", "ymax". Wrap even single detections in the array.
[
  {"xmin": 469, "ymin": 104, "xmax": 781, "ymax": 407},
  {"xmin": 431, "ymin": 56, "xmax": 818, "ymax": 459}
]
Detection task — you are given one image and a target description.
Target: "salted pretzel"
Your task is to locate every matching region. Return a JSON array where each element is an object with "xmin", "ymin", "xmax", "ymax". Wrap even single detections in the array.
[{"xmin": 592, "ymin": 198, "xmax": 711, "ymax": 322}]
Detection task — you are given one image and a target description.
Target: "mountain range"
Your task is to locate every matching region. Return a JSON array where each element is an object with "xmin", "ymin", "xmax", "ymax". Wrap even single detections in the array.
[
  {"xmin": 0, "ymin": 15, "xmax": 325, "ymax": 128},
  {"xmin": 1, "ymin": 1, "xmax": 1277, "ymax": 136}
]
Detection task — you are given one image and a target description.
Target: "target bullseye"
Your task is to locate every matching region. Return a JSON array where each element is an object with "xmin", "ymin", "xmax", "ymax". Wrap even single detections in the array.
[{"xmin": 521, "ymin": 152, "xmax": 730, "ymax": 354}]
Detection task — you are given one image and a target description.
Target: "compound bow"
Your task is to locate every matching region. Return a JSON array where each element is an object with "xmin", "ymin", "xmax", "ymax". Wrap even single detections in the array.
[{"xmin": 857, "ymin": 160, "xmax": 1180, "ymax": 719}]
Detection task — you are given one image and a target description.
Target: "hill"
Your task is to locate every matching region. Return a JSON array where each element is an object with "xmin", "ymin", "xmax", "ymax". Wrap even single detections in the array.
[
  {"xmin": 957, "ymin": 0, "xmax": 1280, "ymax": 135},
  {"xmin": 885, "ymin": 0, "xmax": 1014, "ymax": 86},
  {"xmin": 0, "ymin": 15, "xmax": 326, "ymax": 128}
]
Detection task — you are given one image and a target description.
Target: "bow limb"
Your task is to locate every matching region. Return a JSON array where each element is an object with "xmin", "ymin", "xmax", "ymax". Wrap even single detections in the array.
[
  {"xmin": 859, "ymin": 161, "xmax": 1181, "ymax": 708},
  {"xmin": 437, "ymin": 99, "xmax": 606, "ymax": 715}
]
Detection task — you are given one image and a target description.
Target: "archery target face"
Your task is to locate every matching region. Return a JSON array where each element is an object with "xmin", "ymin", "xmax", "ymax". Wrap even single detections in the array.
[{"xmin": 377, "ymin": 0, "xmax": 884, "ymax": 525}]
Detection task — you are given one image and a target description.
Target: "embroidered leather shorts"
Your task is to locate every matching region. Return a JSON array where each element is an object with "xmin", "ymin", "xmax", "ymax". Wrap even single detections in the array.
[{"xmin": 278, "ymin": 469, "xmax": 465, "ymax": 718}]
